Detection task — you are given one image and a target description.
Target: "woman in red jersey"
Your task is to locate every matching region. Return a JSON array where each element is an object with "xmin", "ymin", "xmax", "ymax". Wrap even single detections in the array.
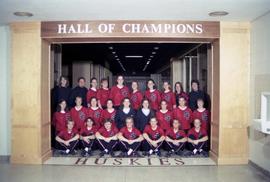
[{"xmin": 144, "ymin": 79, "xmax": 161, "ymax": 111}]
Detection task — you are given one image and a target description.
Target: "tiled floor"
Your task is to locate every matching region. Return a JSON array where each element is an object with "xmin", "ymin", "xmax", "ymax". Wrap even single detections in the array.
[{"xmin": 0, "ymin": 162, "xmax": 269, "ymax": 182}]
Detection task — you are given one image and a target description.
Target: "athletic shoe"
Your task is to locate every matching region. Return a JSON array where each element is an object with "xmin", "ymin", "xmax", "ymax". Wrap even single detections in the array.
[
  {"xmin": 99, "ymin": 151, "xmax": 107, "ymax": 157},
  {"xmin": 155, "ymin": 150, "xmax": 162, "ymax": 157},
  {"xmin": 110, "ymin": 151, "xmax": 115, "ymax": 157},
  {"xmin": 142, "ymin": 151, "xmax": 151, "ymax": 157},
  {"xmin": 201, "ymin": 151, "xmax": 209, "ymax": 157},
  {"xmin": 166, "ymin": 150, "xmax": 174, "ymax": 157},
  {"xmin": 132, "ymin": 151, "xmax": 141, "ymax": 157},
  {"xmin": 176, "ymin": 150, "xmax": 184, "ymax": 156}
]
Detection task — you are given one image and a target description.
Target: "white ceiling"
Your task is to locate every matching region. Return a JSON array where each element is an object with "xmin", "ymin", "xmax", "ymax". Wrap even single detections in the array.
[{"xmin": 0, "ymin": 0, "xmax": 269, "ymax": 24}]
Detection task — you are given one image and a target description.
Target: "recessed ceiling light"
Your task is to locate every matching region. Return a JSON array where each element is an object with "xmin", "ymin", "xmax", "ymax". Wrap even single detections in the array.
[
  {"xmin": 209, "ymin": 11, "xmax": 229, "ymax": 17},
  {"xmin": 150, "ymin": 55, "xmax": 154, "ymax": 58},
  {"xmin": 154, "ymin": 47, "xmax": 159, "ymax": 50},
  {"xmin": 148, "ymin": 58, "xmax": 151, "ymax": 61},
  {"xmin": 146, "ymin": 61, "xmax": 150, "ymax": 64},
  {"xmin": 116, "ymin": 58, "xmax": 120, "ymax": 61},
  {"xmin": 115, "ymin": 55, "xmax": 118, "ymax": 58},
  {"xmin": 13, "ymin": 11, "xmax": 33, "ymax": 17},
  {"xmin": 112, "ymin": 51, "xmax": 116, "ymax": 54},
  {"xmin": 125, "ymin": 55, "xmax": 143, "ymax": 58},
  {"xmin": 152, "ymin": 52, "xmax": 156, "ymax": 54},
  {"xmin": 109, "ymin": 46, "xmax": 113, "ymax": 50}
]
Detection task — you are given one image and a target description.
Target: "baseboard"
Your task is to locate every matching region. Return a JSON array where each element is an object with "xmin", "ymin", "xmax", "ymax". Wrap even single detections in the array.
[
  {"xmin": 249, "ymin": 160, "xmax": 270, "ymax": 178},
  {"xmin": 0, "ymin": 155, "xmax": 10, "ymax": 163}
]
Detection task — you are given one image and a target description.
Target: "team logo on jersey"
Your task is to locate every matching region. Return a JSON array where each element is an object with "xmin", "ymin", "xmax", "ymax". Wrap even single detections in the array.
[
  {"xmin": 202, "ymin": 112, "xmax": 208, "ymax": 122},
  {"xmin": 94, "ymin": 111, "xmax": 101, "ymax": 118},
  {"xmin": 164, "ymin": 114, "xmax": 171, "ymax": 122},
  {"xmin": 175, "ymin": 132, "xmax": 182, "ymax": 140},
  {"xmin": 153, "ymin": 132, "xmax": 160, "ymax": 140},
  {"xmin": 150, "ymin": 93, "xmax": 157, "ymax": 101},
  {"xmin": 130, "ymin": 132, "xmax": 137, "ymax": 139},
  {"xmin": 131, "ymin": 94, "xmax": 137, "ymax": 102},
  {"xmin": 111, "ymin": 113, "xmax": 116, "ymax": 120},
  {"xmin": 79, "ymin": 111, "xmax": 86, "ymax": 121},
  {"xmin": 183, "ymin": 111, "xmax": 190, "ymax": 120},
  {"xmin": 121, "ymin": 89, "xmax": 129, "ymax": 97},
  {"xmin": 164, "ymin": 94, "xmax": 171, "ymax": 102},
  {"xmin": 109, "ymin": 130, "xmax": 115, "ymax": 137}
]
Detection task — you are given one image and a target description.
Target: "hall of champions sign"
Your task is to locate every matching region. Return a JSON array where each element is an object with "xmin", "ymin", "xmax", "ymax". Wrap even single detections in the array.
[
  {"xmin": 74, "ymin": 157, "xmax": 185, "ymax": 166},
  {"xmin": 41, "ymin": 21, "xmax": 220, "ymax": 38}
]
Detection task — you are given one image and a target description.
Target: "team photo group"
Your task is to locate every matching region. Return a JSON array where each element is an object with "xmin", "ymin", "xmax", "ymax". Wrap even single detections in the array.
[{"xmin": 52, "ymin": 75, "xmax": 210, "ymax": 158}]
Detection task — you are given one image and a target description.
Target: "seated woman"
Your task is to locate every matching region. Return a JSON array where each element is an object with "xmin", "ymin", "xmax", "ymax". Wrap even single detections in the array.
[
  {"xmin": 165, "ymin": 119, "xmax": 187, "ymax": 157},
  {"xmin": 55, "ymin": 120, "xmax": 79, "ymax": 155},
  {"xmin": 87, "ymin": 97, "xmax": 103, "ymax": 129},
  {"xmin": 95, "ymin": 119, "xmax": 118, "ymax": 157},
  {"xmin": 187, "ymin": 118, "xmax": 209, "ymax": 156},
  {"xmin": 118, "ymin": 117, "xmax": 144, "ymax": 157},
  {"xmin": 80, "ymin": 117, "xmax": 97, "ymax": 157},
  {"xmin": 143, "ymin": 117, "xmax": 165, "ymax": 157}
]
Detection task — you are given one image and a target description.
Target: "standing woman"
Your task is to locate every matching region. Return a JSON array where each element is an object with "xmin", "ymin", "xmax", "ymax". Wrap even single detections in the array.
[
  {"xmin": 52, "ymin": 76, "xmax": 71, "ymax": 110},
  {"xmin": 97, "ymin": 78, "xmax": 110, "ymax": 109},
  {"xmin": 156, "ymin": 100, "xmax": 173, "ymax": 132},
  {"xmin": 130, "ymin": 81, "xmax": 144, "ymax": 111},
  {"xmin": 69, "ymin": 77, "xmax": 88, "ymax": 107},
  {"xmin": 110, "ymin": 75, "xmax": 130, "ymax": 110},
  {"xmin": 101, "ymin": 99, "xmax": 117, "ymax": 127},
  {"xmin": 52, "ymin": 99, "xmax": 70, "ymax": 134},
  {"xmin": 173, "ymin": 96, "xmax": 193, "ymax": 134},
  {"xmin": 135, "ymin": 99, "xmax": 155, "ymax": 132},
  {"xmin": 161, "ymin": 81, "xmax": 176, "ymax": 111},
  {"xmin": 188, "ymin": 80, "xmax": 206, "ymax": 111},
  {"xmin": 192, "ymin": 98, "xmax": 210, "ymax": 132},
  {"xmin": 87, "ymin": 97, "xmax": 103, "ymax": 129},
  {"xmin": 174, "ymin": 82, "xmax": 189, "ymax": 107},
  {"xmin": 70, "ymin": 96, "xmax": 88, "ymax": 132},
  {"xmin": 145, "ymin": 79, "xmax": 161, "ymax": 111},
  {"xmin": 86, "ymin": 77, "xmax": 98, "ymax": 106},
  {"xmin": 115, "ymin": 98, "xmax": 136, "ymax": 129}
]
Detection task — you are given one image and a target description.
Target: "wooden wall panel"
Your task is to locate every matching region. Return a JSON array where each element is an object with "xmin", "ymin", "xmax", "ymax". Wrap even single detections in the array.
[
  {"xmin": 218, "ymin": 22, "xmax": 250, "ymax": 165},
  {"xmin": 10, "ymin": 22, "xmax": 51, "ymax": 164}
]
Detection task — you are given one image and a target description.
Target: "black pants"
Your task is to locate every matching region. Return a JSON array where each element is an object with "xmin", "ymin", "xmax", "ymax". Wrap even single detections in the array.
[
  {"xmin": 97, "ymin": 139, "xmax": 118, "ymax": 152},
  {"xmin": 188, "ymin": 135, "xmax": 208, "ymax": 151},
  {"xmin": 55, "ymin": 140, "xmax": 79, "ymax": 152},
  {"xmin": 142, "ymin": 140, "xmax": 163, "ymax": 151},
  {"xmin": 165, "ymin": 141, "xmax": 185, "ymax": 152},
  {"xmin": 119, "ymin": 141, "xmax": 141, "ymax": 152},
  {"xmin": 81, "ymin": 139, "xmax": 95, "ymax": 151}
]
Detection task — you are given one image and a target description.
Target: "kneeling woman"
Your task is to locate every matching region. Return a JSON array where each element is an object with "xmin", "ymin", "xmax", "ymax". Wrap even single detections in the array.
[
  {"xmin": 187, "ymin": 118, "xmax": 208, "ymax": 156},
  {"xmin": 118, "ymin": 117, "xmax": 144, "ymax": 157},
  {"xmin": 143, "ymin": 117, "xmax": 165, "ymax": 157},
  {"xmin": 165, "ymin": 119, "xmax": 187, "ymax": 156},
  {"xmin": 95, "ymin": 119, "xmax": 119, "ymax": 157},
  {"xmin": 80, "ymin": 117, "xmax": 97, "ymax": 157},
  {"xmin": 55, "ymin": 120, "xmax": 79, "ymax": 155}
]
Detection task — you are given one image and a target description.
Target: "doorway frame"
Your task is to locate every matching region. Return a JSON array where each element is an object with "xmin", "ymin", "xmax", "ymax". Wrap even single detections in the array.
[{"xmin": 42, "ymin": 36, "xmax": 220, "ymax": 163}]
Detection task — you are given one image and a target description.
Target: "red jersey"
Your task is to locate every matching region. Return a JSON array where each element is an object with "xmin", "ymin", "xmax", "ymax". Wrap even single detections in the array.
[
  {"xmin": 96, "ymin": 88, "xmax": 110, "ymax": 107},
  {"xmin": 192, "ymin": 109, "xmax": 210, "ymax": 131},
  {"xmin": 101, "ymin": 109, "xmax": 116, "ymax": 121},
  {"xmin": 86, "ymin": 88, "xmax": 97, "ymax": 104},
  {"xmin": 143, "ymin": 125, "xmax": 164, "ymax": 140},
  {"xmin": 166, "ymin": 128, "xmax": 186, "ymax": 140},
  {"xmin": 120, "ymin": 127, "xmax": 141, "ymax": 140},
  {"xmin": 80, "ymin": 125, "xmax": 98, "ymax": 136},
  {"xmin": 188, "ymin": 127, "xmax": 208, "ymax": 139},
  {"xmin": 88, "ymin": 107, "xmax": 103, "ymax": 128},
  {"xmin": 130, "ymin": 90, "xmax": 144, "ymax": 110},
  {"xmin": 98, "ymin": 126, "xmax": 119, "ymax": 138},
  {"xmin": 52, "ymin": 111, "xmax": 70, "ymax": 132},
  {"xmin": 70, "ymin": 106, "xmax": 88, "ymax": 131},
  {"xmin": 110, "ymin": 85, "xmax": 130, "ymax": 106},
  {"xmin": 156, "ymin": 110, "xmax": 173, "ymax": 131},
  {"xmin": 144, "ymin": 89, "xmax": 161, "ymax": 111},
  {"xmin": 173, "ymin": 107, "xmax": 192, "ymax": 130},
  {"xmin": 57, "ymin": 128, "xmax": 78, "ymax": 140},
  {"xmin": 161, "ymin": 91, "xmax": 176, "ymax": 110}
]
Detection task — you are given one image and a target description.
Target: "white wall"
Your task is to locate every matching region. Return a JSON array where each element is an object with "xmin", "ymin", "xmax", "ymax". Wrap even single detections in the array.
[
  {"xmin": 0, "ymin": 25, "xmax": 11, "ymax": 156},
  {"xmin": 249, "ymin": 12, "xmax": 270, "ymax": 171}
]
